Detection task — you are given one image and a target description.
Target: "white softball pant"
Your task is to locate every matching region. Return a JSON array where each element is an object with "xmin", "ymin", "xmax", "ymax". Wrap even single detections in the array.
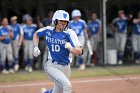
[
  {"xmin": 44, "ymin": 61, "xmax": 71, "ymax": 93},
  {"xmin": 12, "ymin": 40, "xmax": 20, "ymax": 60},
  {"xmin": 77, "ymin": 36, "xmax": 87, "ymax": 63},
  {"xmin": 0, "ymin": 43, "xmax": 14, "ymax": 65},
  {"xmin": 24, "ymin": 40, "xmax": 34, "ymax": 61},
  {"xmin": 114, "ymin": 32, "xmax": 127, "ymax": 51},
  {"xmin": 132, "ymin": 34, "xmax": 140, "ymax": 52}
]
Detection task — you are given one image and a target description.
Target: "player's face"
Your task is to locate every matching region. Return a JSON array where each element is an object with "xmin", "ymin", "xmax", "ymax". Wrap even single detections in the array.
[
  {"xmin": 48, "ymin": 11, "xmax": 54, "ymax": 18},
  {"xmin": 73, "ymin": 16, "xmax": 80, "ymax": 21},
  {"xmin": 26, "ymin": 19, "xmax": 32, "ymax": 25},
  {"xmin": 2, "ymin": 18, "xmax": 8, "ymax": 26},
  {"xmin": 119, "ymin": 13, "xmax": 125, "ymax": 19},
  {"xmin": 91, "ymin": 14, "xmax": 97, "ymax": 21},
  {"xmin": 56, "ymin": 20, "xmax": 68, "ymax": 31},
  {"xmin": 11, "ymin": 20, "xmax": 17, "ymax": 24}
]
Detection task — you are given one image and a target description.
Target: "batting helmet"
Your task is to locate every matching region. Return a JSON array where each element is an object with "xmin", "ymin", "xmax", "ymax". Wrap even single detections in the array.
[
  {"xmin": 71, "ymin": 9, "xmax": 81, "ymax": 18},
  {"xmin": 52, "ymin": 10, "xmax": 69, "ymax": 23}
]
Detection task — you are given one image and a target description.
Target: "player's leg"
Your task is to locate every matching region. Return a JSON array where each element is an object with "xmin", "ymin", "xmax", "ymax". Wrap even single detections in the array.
[
  {"xmin": 24, "ymin": 40, "xmax": 29, "ymax": 71},
  {"xmin": 132, "ymin": 34, "xmax": 139, "ymax": 63},
  {"xmin": 89, "ymin": 36, "xmax": 95, "ymax": 66},
  {"xmin": 137, "ymin": 35, "xmax": 140, "ymax": 63},
  {"xmin": 28, "ymin": 40, "xmax": 34, "ymax": 72},
  {"xmin": 115, "ymin": 32, "xmax": 121, "ymax": 64},
  {"xmin": 7, "ymin": 43, "xmax": 15, "ymax": 73},
  {"xmin": 118, "ymin": 33, "xmax": 127, "ymax": 64},
  {"xmin": 0, "ymin": 43, "xmax": 9, "ymax": 74},
  {"xmin": 49, "ymin": 63, "xmax": 71, "ymax": 93},
  {"xmin": 92, "ymin": 35, "xmax": 99, "ymax": 66},
  {"xmin": 12, "ymin": 40, "xmax": 20, "ymax": 71},
  {"xmin": 78, "ymin": 36, "xmax": 86, "ymax": 70},
  {"xmin": 44, "ymin": 64, "xmax": 72, "ymax": 93},
  {"xmin": 114, "ymin": 32, "xmax": 120, "ymax": 50}
]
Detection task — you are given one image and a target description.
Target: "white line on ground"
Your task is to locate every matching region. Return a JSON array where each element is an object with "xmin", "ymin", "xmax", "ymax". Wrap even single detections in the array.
[{"xmin": 0, "ymin": 77, "xmax": 139, "ymax": 88}]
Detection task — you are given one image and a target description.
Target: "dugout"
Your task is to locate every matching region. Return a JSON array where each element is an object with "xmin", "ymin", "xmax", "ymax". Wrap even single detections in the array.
[
  {"xmin": 0, "ymin": 0, "xmax": 140, "ymax": 67},
  {"xmin": 0, "ymin": 0, "xmax": 140, "ymax": 22}
]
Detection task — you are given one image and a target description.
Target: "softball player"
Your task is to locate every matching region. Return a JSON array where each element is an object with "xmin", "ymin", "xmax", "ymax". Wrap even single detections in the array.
[
  {"xmin": 132, "ymin": 12, "xmax": 140, "ymax": 64},
  {"xmin": 33, "ymin": 10, "xmax": 82, "ymax": 93},
  {"xmin": 68, "ymin": 9, "xmax": 87, "ymax": 70},
  {"xmin": 23, "ymin": 17, "xmax": 37, "ymax": 72},
  {"xmin": 88, "ymin": 13, "xmax": 102, "ymax": 66},
  {"xmin": 111, "ymin": 10, "xmax": 128, "ymax": 64},
  {"xmin": 0, "ymin": 18, "xmax": 14, "ymax": 74},
  {"xmin": 10, "ymin": 16, "xmax": 23, "ymax": 71}
]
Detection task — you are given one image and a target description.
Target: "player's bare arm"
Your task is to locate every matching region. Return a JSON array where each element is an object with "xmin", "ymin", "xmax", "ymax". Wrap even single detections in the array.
[
  {"xmin": 0, "ymin": 36, "xmax": 6, "ymax": 40},
  {"xmin": 18, "ymin": 34, "xmax": 23, "ymax": 47},
  {"xmin": 65, "ymin": 42, "xmax": 82, "ymax": 55},
  {"xmin": 71, "ymin": 46, "xmax": 82, "ymax": 55},
  {"xmin": 9, "ymin": 31, "xmax": 14, "ymax": 38},
  {"xmin": 18, "ymin": 28, "xmax": 24, "ymax": 47},
  {"xmin": 133, "ymin": 18, "xmax": 140, "ymax": 24}
]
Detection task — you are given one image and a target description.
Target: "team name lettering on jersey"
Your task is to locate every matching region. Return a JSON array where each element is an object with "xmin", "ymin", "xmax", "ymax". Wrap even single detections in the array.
[{"xmin": 46, "ymin": 37, "xmax": 67, "ymax": 44}]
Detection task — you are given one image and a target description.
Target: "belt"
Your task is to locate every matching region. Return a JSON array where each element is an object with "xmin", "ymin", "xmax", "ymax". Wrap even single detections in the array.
[{"xmin": 52, "ymin": 60, "xmax": 69, "ymax": 66}]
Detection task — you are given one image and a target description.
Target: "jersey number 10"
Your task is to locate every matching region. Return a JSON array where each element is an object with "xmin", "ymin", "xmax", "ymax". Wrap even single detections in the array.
[{"xmin": 51, "ymin": 44, "xmax": 60, "ymax": 52}]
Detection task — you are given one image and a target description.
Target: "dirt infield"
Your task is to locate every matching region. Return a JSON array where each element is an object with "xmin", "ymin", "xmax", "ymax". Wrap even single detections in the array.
[{"xmin": 0, "ymin": 74, "xmax": 140, "ymax": 93}]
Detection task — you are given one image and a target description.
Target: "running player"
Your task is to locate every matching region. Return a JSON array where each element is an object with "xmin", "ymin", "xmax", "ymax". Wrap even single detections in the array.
[{"xmin": 33, "ymin": 10, "xmax": 82, "ymax": 93}]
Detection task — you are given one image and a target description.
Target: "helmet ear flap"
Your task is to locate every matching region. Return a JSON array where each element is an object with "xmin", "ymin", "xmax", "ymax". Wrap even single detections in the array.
[{"xmin": 54, "ymin": 19, "xmax": 58, "ymax": 25}]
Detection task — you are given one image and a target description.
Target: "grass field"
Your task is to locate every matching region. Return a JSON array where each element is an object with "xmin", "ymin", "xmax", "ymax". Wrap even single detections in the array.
[{"xmin": 0, "ymin": 65, "xmax": 140, "ymax": 83}]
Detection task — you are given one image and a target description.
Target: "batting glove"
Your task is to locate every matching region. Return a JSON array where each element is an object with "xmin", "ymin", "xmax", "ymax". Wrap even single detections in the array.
[
  {"xmin": 65, "ymin": 42, "xmax": 73, "ymax": 52},
  {"xmin": 33, "ymin": 46, "xmax": 41, "ymax": 57}
]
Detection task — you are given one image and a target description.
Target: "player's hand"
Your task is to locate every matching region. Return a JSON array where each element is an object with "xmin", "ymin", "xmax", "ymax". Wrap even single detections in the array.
[
  {"xmin": 18, "ymin": 42, "xmax": 22, "ymax": 47},
  {"xmin": 33, "ymin": 46, "xmax": 41, "ymax": 57},
  {"xmin": 3, "ymin": 35, "xmax": 9, "ymax": 39},
  {"xmin": 113, "ymin": 27, "xmax": 118, "ymax": 31},
  {"xmin": 65, "ymin": 42, "xmax": 73, "ymax": 52}
]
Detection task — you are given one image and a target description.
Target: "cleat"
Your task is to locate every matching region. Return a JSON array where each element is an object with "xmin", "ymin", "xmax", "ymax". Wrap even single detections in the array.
[
  {"xmin": 2, "ymin": 69, "xmax": 9, "ymax": 74},
  {"xmin": 41, "ymin": 88, "xmax": 47, "ymax": 93},
  {"xmin": 14, "ymin": 64, "xmax": 19, "ymax": 72},
  {"xmin": 25, "ymin": 66, "xmax": 29, "ymax": 71},
  {"xmin": 28, "ymin": 67, "xmax": 33, "ymax": 73},
  {"xmin": 118, "ymin": 60, "xmax": 123, "ymax": 65},
  {"xmin": 9, "ymin": 69, "xmax": 15, "ymax": 74},
  {"xmin": 90, "ymin": 63, "xmax": 95, "ymax": 67},
  {"xmin": 135, "ymin": 60, "xmax": 139, "ymax": 64},
  {"xmin": 79, "ymin": 64, "xmax": 85, "ymax": 70}
]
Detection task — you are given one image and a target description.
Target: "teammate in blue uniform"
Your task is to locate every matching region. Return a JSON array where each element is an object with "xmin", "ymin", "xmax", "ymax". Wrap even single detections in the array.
[
  {"xmin": 111, "ymin": 10, "xmax": 129, "ymax": 64},
  {"xmin": 23, "ymin": 17, "xmax": 37, "ymax": 72},
  {"xmin": 10, "ymin": 16, "xmax": 23, "ymax": 71},
  {"xmin": 0, "ymin": 18, "xmax": 14, "ymax": 74},
  {"xmin": 43, "ymin": 10, "xmax": 54, "ymax": 26},
  {"xmin": 132, "ymin": 11, "xmax": 140, "ymax": 64},
  {"xmin": 33, "ymin": 10, "xmax": 82, "ymax": 93},
  {"xmin": 88, "ymin": 13, "xmax": 102, "ymax": 66},
  {"xmin": 68, "ymin": 9, "xmax": 87, "ymax": 70}
]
